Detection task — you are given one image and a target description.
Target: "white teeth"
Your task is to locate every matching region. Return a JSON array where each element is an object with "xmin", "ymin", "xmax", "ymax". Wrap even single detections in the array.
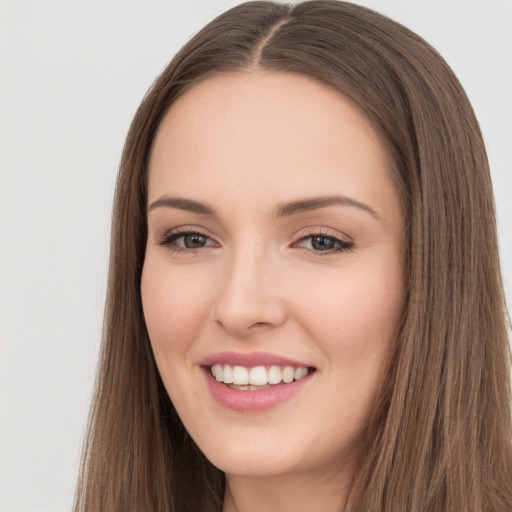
[
  {"xmin": 210, "ymin": 363, "xmax": 311, "ymax": 387},
  {"xmin": 268, "ymin": 365, "xmax": 282, "ymax": 384},
  {"xmin": 294, "ymin": 367, "xmax": 308, "ymax": 380},
  {"xmin": 230, "ymin": 384, "xmax": 269, "ymax": 391},
  {"xmin": 212, "ymin": 363, "xmax": 223, "ymax": 381},
  {"xmin": 249, "ymin": 366, "xmax": 268, "ymax": 386},
  {"xmin": 222, "ymin": 364, "xmax": 233, "ymax": 384},
  {"xmin": 232, "ymin": 365, "xmax": 249, "ymax": 385},
  {"xmin": 282, "ymin": 366, "xmax": 294, "ymax": 383}
]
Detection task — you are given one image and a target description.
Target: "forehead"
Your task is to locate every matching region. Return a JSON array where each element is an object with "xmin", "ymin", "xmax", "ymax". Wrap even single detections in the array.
[{"xmin": 148, "ymin": 71, "xmax": 396, "ymax": 218}]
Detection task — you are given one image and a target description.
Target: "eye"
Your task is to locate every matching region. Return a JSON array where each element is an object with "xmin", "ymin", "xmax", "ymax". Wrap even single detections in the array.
[
  {"xmin": 179, "ymin": 233, "xmax": 210, "ymax": 249},
  {"xmin": 158, "ymin": 230, "xmax": 218, "ymax": 251},
  {"xmin": 294, "ymin": 233, "xmax": 353, "ymax": 253}
]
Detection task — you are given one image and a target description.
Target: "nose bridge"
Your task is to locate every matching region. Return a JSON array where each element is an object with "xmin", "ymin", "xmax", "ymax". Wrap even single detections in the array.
[{"xmin": 211, "ymin": 240, "xmax": 285, "ymax": 334}]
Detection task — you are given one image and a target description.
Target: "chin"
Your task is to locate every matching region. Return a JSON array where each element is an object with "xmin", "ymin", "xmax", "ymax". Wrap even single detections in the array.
[
  {"xmin": 188, "ymin": 417, "xmax": 356, "ymax": 480},
  {"xmin": 204, "ymin": 445, "xmax": 301, "ymax": 477}
]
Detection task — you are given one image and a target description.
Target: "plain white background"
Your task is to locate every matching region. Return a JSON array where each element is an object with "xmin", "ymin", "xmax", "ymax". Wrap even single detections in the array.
[{"xmin": 1, "ymin": 1, "xmax": 511, "ymax": 510}]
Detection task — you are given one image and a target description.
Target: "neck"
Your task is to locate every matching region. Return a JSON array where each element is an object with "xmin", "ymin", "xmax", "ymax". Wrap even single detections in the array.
[{"xmin": 222, "ymin": 465, "xmax": 352, "ymax": 512}]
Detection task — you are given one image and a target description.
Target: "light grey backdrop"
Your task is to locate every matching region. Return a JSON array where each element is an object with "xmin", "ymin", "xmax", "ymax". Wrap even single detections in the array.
[{"xmin": 1, "ymin": 1, "xmax": 511, "ymax": 510}]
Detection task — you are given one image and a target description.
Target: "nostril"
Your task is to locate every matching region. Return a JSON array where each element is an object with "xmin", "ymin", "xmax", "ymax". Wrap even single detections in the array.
[{"xmin": 249, "ymin": 321, "xmax": 272, "ymax": 329}]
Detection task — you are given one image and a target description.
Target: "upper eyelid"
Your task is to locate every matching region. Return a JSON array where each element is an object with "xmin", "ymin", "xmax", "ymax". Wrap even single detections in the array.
[
  {"xmin": 159, "ymin": 227, "xmax": 347, "ymax": 238},
  {"xmin": 159, "ymin": 229, "xmax": 217, "ymax": 245},
  {"xmin": 292, "ymin": 226, "xmax": 352, "ymax": 242},
  {"xmin": 159, "ymin": 225, "xmax": 217, "ymax": 240}
]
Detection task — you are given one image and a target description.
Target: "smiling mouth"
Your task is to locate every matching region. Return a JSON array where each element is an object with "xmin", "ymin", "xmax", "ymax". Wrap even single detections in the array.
[{"xmin": 209, "ymin": 364, "xmax": 315, "ymax": 390}]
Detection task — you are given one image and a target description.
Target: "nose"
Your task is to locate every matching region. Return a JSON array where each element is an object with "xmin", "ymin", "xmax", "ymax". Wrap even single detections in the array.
[{"xmin": 210, "ymin": 247, "xmax": 287, "ymax": 337}]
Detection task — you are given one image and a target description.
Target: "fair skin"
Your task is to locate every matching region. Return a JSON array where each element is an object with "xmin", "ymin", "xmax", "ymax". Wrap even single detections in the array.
[{"xmin": 141, "ymin": 71, "xmax": 406, "ymax": 512}]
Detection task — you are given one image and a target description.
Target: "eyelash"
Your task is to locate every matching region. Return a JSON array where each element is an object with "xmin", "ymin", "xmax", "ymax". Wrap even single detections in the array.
[{"xmin": 157, "ymin": 228, "xmax": 354, "ymax": 256}]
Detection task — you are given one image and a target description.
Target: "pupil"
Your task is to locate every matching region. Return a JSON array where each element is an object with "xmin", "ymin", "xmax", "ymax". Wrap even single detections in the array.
[
  {"xmin": 311, "ymin": 236, "xmax": 335, "ymax": 250},
  {"xmin": 184, "ymin": 234, "xmax": 206, "ymax": 248}
]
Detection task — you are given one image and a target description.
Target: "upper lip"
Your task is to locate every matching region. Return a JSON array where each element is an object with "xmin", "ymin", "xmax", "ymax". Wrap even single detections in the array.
[{"xmin": 199, "ymin": 351, "xmax": 313, "ymax": 368}]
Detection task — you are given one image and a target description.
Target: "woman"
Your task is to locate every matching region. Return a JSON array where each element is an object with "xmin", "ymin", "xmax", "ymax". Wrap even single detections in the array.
[{"xmin": 74, "ymin": 1, "xmax": 512, "ymax": 511}]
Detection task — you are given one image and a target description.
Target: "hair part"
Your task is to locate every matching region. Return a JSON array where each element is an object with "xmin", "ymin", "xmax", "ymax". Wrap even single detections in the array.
[{"xmin": 74, "ymin": 2, "xmax": 512, "ymax": 511}]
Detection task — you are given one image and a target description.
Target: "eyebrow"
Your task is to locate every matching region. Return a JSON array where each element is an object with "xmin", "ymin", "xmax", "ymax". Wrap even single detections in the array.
[
  {"xmin": 147, "ymin": 194, "xmax": 380, "ymax": 221},
  {"xmin": 274, "ymin": 195, "xmax": 380, "ymax": 220},
  {"xmin": 148, "ymin": 196, "xmax": 216, "ymax": 216}
]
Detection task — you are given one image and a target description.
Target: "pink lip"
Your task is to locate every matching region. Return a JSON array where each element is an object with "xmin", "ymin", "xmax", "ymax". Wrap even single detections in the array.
[
  {"xmin": 203, "ymin": 371, "xmax": 312, "ymax": 412},
  {"xmin": 199, "ymin": 352, "xmax": 316, "ymax": 412},
  {"xmin": 199, "ymin": 351, "xmax": 312, "ymax": 368}
]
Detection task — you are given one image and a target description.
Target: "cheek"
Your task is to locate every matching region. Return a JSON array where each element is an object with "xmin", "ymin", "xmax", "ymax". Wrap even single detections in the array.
[
  {"xmin": 140, "ymin": 258, "xmax": 212, "ymax": 360},
  {"xmin": 292, "ymin": 256, "xmax": 404, "ymax": 375},
  {"xmin": 291, "ymin": 263, "xmax": 404, "ymax": 444}
]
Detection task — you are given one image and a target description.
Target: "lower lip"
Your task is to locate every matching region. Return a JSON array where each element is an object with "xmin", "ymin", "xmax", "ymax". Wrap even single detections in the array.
[{"xmin": 202, "ymin": 367, "xmax": 313, "ymax": 412}]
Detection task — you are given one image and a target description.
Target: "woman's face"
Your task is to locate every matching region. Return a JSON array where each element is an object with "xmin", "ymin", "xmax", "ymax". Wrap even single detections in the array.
[{"xmin": 142, "ymin": 71, "xmax": 405, "ymax": 481}]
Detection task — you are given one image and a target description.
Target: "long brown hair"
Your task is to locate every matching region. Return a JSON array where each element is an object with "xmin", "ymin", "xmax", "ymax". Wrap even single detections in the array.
[{"xmin": 74, "ymin": 2, "xmax": 512, "ymax": 510}]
